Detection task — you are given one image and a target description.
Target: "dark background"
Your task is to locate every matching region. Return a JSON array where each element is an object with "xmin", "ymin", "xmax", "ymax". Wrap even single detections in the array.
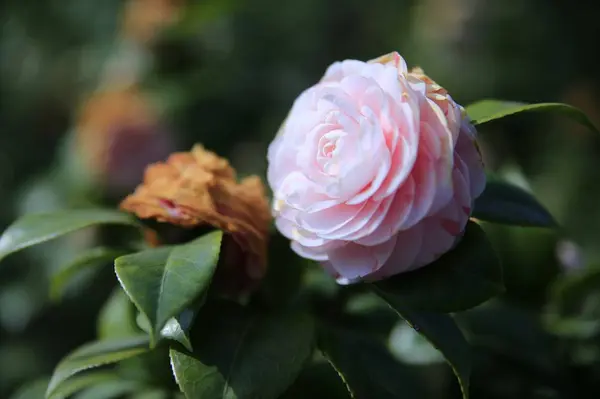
[{"xmin": 2, "ymin": 0, "xmax": 600, "ymax": 398}]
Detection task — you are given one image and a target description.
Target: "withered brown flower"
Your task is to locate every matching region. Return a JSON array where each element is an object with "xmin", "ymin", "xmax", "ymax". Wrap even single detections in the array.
[{"xmin": 120, "ymin": 144, "xmax": 271, "ymax": 290}]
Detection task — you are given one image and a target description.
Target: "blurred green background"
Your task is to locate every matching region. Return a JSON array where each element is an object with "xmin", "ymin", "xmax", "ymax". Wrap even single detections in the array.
[{"xmin": 3, "ymin": 0, "xmax": 600, "ymax": 398}]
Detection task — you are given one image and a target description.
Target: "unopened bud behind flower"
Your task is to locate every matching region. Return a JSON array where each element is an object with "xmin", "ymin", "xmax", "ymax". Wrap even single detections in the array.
[
  {"xmin": 76, "ymin": 86, "xmax": 174, "ymax": 196},
  {"xmin": 121, "ymin": 0, "xmax": 185, "ymax": 45}
]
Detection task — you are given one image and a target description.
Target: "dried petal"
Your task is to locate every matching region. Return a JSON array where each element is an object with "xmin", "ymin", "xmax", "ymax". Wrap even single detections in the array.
[{"xmin": 120, "ymin": 144, "xmax": 271, "ymax": 290}]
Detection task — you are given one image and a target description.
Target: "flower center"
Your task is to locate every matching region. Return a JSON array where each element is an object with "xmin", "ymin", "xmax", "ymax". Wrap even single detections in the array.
[
  {"xmin": 322, "ymin": 142, "xmax": 336, "ymax": 157},
  {"xmin": 317, "ymin": 130, "xmax": 345, "ymax": 176}
]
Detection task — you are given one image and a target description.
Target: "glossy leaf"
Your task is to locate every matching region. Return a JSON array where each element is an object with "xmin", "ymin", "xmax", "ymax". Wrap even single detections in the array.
[
  {"xmin": 319, "ymin": 327, "xmax": 423, "ymax": 399},
  {"xmin": 160, "ymin": 311, "xmax": 195, "ymax": 351},
  {"xmin": 0, "ymin": 209, "xmax": 140, "ymax": 262},
  {"xmin": 466, "ymin": 100, "xmax": 600, "ymax": 134},
  {"xmin": 377, "ymin": 300, "xmax": 472, "ymax": 399},
  {"xmin": 372, "ymin": 221, "xmax": 503, "ymax": 313},
  {"xmin": 46, "ymin": 336, "xmax": 150, "ymax": 398},
  {"xmin": 280, "ymin": 361, "xmax": 352, "ymax": 399},
  {"xmin": 115, "ymin": 231, "xmax": 222, "ymax": 344},
  {"xmin": 97, "ymin": 288, "xmax": 139, "ymax": 340},
  {"xmin": 136, "ymin": 312, "xmax": 194, "ymax": 352},
  {"xmin": 473, "ymin": 179, "xmax": 557, "ymax": 227},
  {"xmin": 51, "ymin": 247, "xmax": 127, "ymax": 301},
  {"xmin": 46, "ymin": 372, "xmax": 119, "ymax": 399},
  {"xmin": 388, "ymin": 321, "xmax": 445, "ymax": 365},
  {"xmin": 257, "ymin": 233, "xmax": 306, "ymax": 309},
  {"xmin": 170, "ymin": 306, "xmax": 315, "ymax": 399}
]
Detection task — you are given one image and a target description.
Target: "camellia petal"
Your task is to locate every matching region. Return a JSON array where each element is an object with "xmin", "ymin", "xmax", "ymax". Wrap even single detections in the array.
[{"xmin": 327, "ymin": 235, "xmax": 398, "ymax": 280}]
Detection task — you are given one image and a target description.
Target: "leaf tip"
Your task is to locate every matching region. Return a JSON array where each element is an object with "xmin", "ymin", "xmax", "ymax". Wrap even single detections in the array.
[
  {"xmin": 0, "ymin": 236, "xmax": 13, "ymax": 263},
  {"xmin": 149, "ymin": 333, "xmax": 160, "ymax": 349},
  {"xmin": 44, "ymin": 379, "xmax": 57, "ymax": 399},
  {"xmin": 181, "ymin": 340, "xmax": 193, "ymax": 353},
  {"xmin": 208, "ymin": 229, "xmax": 224, "ymax": 245}
]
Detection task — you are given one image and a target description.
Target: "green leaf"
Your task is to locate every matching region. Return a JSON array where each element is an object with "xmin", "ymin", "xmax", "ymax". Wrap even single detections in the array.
[
  {"xmin": 473, "ymin": 179, "xmax": 557, "ymax": 227},
  {"xmin": 46, "ymin": 336, "xmax": 150, "ymax": 398},
  {"xmin": 170, "ymin": 305, "xmax": 315, "ymax": 399},
  {"xmin": 257, "ymin": 233, "xmax": 306, "ymax": 309},
  {"xmin": 129, "ymin": 389, "xmax": 169, "ymax": 399},
  {"xmin": 97, "ymin": 288, "xmax": 140, "ymax": 340},
  {"xmin": 51, "ymin": 247, "xmax": 127, "ymax": 301},
  {"xmin": 465, "ymin": 100, "xmax": 600, "ymax": 134},
  {"xmin": 318, "ymin": 327, "xmax": 424, "ymax": 399},
  {"xmin": 402, "ymin": 311, "xmax": 471, "ymax": 399},
  {"xmin": 72, "ymin": 380, "xmax": 141, "ymax": 399},
  {"xmin": 116, "ymin": 346, "xmax": 175, "ymax": 388},
  {"xmin": 9, "ymin": 378, "xmax": 50, "ymax": 399},
  {"xmin": 377, "ymin": 302, "xmax": 472, "ymax": 399},
  {"xmin": 280, "ymin": 361, "xmax": 351, "ymax": 399},
  {"xmin": 47, "ymin": 372, "xmax": 120, "ymax": 399},
  {"xmin": 160, "ymin": 311, "xmax": 195, "ymax": 351},
  {"xmin": 115, "ymin": 231, "xmax": 222, "ymax": 344},
  {"xmin": 136, "ymin": 311, "xmax": 194, "ymax": 352},
  {"xmin": 0, "ymin": 209, "xmax": 140, "ymax": 262},
  {"xmin": 388, "ymin": 321, "xmax": 445, "ymax": 365},
  {"xmin": 343, "ymin": 292, "xmax": 399, "ymax": 337},
  {"xmin": 371, "ymin": 221, "xmax": 503, "ymax": 313}
]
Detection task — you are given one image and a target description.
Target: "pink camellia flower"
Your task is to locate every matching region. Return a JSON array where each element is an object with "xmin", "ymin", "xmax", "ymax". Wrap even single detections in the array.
[{"xmin": 267, "ymin": 51, "xmax": 486, "ymax": 284}]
